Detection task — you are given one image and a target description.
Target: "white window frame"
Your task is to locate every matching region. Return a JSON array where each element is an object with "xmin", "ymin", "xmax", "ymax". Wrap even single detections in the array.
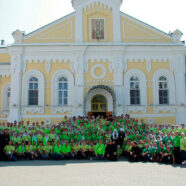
[
  {"xmin": 52, "ymin": 69, "xmax": 74, "ymax": 107},
  {"xmin": 153, "ymin": 69, "xmax": 175, "ymax": 105},
  {"xmin": 124, "ymin": 69, "xmax": 147, "ymax": 106},
  {"xmin": 22, "ymin": 70, "xmax": 45, "ymax": 107}
]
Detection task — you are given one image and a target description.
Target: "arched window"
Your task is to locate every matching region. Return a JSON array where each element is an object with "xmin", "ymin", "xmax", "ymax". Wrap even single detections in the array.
[
  {"xmin": 58, "ymin": 77, "xmax": 68, "ymax": 105},
  {"xmin": 130, "ymin": 76, "xmax": 140, "ymax": 105},
  {"xmin": 159, "ymin": 76, "xmax": 169, "ymax": 104},
  {"xmin": 28, "ymin": 77, "xmax": 38, "ymax": 105}
]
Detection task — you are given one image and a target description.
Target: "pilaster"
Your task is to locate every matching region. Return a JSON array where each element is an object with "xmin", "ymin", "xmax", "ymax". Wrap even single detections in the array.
[
  {"xmin": 174, "ymin": 55, "xmax": 186, "ymax": 125},
  {"xmin": 8, "ymin": 47, "xmax": 23, "ymax": 122}
]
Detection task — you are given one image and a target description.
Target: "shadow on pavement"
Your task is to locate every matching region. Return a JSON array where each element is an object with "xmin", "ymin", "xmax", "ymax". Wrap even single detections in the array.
[{"xmin": 0, "ymin": 158, "xmax": 185, "ymax": 168}]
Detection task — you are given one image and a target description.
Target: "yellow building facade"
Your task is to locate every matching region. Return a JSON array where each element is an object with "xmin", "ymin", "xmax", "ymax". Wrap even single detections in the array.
[{"xmin": 0, "ymin": 0, "xmax": 186, "ymax": 125}]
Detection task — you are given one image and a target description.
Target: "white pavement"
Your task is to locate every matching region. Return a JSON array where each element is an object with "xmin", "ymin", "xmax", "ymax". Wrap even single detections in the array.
[{"xmin": 0, "ymin": 160, "xmax": 185, "ymax": 186}]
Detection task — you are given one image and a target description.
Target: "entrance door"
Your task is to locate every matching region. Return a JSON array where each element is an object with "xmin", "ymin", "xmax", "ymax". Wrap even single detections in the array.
[{"xmin": 91, "ymin": 95, "xmax": 107, "ymax": 115}]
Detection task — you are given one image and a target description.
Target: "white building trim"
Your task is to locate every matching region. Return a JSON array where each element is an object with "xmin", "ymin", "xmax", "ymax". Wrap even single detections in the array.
[
  {"xmin": 124, "ymin": 69, "xmax": 147, "ymax": 106},
  {"xmin": 152, "ymin": 69, "xmax": 176, "ymax": 107},
  {"xmin": 52, "ymin": 69, "xmax": 74, "ymax": 113},
  {"xmin": 22, "ymin": 70, "xmax": 45, "ymax": 113},
  {"xmin": 1, "ymin": 83, "xmax": 10, "ymax": 118}
]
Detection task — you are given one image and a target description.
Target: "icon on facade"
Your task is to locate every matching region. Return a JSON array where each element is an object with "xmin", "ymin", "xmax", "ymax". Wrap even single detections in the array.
[{"xmin": 91, "ymin": 19, "xmax": 104, "ymax": 40}]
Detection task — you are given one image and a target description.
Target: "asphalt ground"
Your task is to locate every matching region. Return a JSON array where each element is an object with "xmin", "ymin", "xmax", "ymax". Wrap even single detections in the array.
[{"xmin": 0, "ymin": 159, "xmax": 185, "ymax": 186}]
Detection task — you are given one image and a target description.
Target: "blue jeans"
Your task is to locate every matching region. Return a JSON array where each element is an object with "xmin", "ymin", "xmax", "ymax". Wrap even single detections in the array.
[
  {"xmin": 181, "ymin": 150, "xmax": 186, "ymax": 161},
  {"xmin": 6, "ymin": 154, "xmax": 17, "ymax": 161},
  {"xmin": 96, "ymin": 154, "xmax": 103, "ymax": 160}
]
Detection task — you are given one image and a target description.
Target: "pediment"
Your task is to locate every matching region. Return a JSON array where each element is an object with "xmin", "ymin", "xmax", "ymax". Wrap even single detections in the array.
[{"xmin": 23, "ymin": 13, "xmax": 75, "ymax": 43}]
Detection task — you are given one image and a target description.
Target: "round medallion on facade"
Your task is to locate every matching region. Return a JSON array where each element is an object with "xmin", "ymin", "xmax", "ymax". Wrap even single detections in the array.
[{"xmin": 91, "ymin": 64, "xmax": 106, "ymax": 79}]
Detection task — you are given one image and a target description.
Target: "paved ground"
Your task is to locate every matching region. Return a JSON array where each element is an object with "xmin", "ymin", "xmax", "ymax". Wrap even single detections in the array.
[{"xmin": 0, "ymin": 160, "xmax": 185, "ymax": 186}]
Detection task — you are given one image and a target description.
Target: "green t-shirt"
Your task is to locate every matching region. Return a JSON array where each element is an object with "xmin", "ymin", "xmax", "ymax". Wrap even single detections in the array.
[
  {"xmin": 180, "ymin": 137, "xmax": 186, "ymax": 151},
  {"xmin": 73, "ymin": 145, "xmax": 80, "ymax": 152},
  {"xmin": 43, "ymin": 145, "xmax": 53, "ymax": 154},
  {"xmin": 173, "ymin": 136, "xmax": 181, "ymax": 147},
  {"xmin": 4, "ymin": 145, "xmax": 15, "ymax": 154},
  {"xmin": 61, "ymin": 144, "xmax": 71, "ymax": 154},
  {"xmin": 16, "ymin": 145, "xmax": 26, "ymax": 153},
  {"xmin": 95, "ymin": 143, "xmax": 105, "ymax": 155},
  {"xmin": 53, "ymin": 145, "xmax": 61, "ymax": 154},
  {"xmin": 125, "ymin": 145, "xmax": 132, "ymax": 151},
  {"xmin": 25, "ymin": 145, "xmax": 33, "ymax": 153}
]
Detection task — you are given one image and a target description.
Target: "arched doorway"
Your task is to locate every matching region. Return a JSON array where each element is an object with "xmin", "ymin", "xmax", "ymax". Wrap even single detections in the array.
[
  {"xmin": 91, "ymin": 95, "xmax": 107, "ymax": 116},
  {"xmin": 85, "ymin": 85, "xmax": 116, "ymax": 116}
]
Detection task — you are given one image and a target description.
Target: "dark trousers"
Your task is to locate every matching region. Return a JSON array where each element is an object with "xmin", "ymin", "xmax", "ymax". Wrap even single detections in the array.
[
  {"xmin": 128, "ymin": 153, "xmax": 140, "ymax": 162},
  {"xmin": 162, "ymin": 155, "xmax": 173, "ymax": 164},
  {"xmin": 181, "ymin": 150, "xmax": 186, "ymax": 162},
  {"xmin": 173, "ymin": 147, "xmax": 181, "ymax": 164},
  {"xmin": 106, "ymin": 153, "xmax": 117, "ymax": 161}
]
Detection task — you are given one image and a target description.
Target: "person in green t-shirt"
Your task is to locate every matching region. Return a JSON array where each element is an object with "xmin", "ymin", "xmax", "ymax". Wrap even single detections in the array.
[
  {"xmin": 25, "ymin": 141, "xmax": 34, "ymax": 160},
  {"xmin": 141, "ymin": 144, "xmax": 151, "ymax": 162},
  {"xmin": 4, "ymin": 141, "xmax": 17, "ymax": 161},
  {"xmin": 173, "ymin": 131, "xmax": 181, "ymax": 164},
  {"xmin": 87, "ymin": 142, "xmax": 95, "ymax": 160},
  {"xmin": 180, "ymin": 133, "xmax": 186, "ymax": 164},
  {"xmin": 37, "ymin": 142, "xmax": 44, "ymax": 159},
  {"xmin": 95, "ymin": 139, "xmax": 105, "ymax": 160},
  {"xmin": 161, "ymin": 146, "xmax": 174, "ymax": 164},
  {"xmin": 61, "ymin": 142, "xmax": 71, "ymax": 159},
  {"xmin": 16, "ymin": 142, "xmax": 26, "ymax": 160},
  {"xmin": 53, "ymin": 142, "xmax": 64, "ymax": 160}
]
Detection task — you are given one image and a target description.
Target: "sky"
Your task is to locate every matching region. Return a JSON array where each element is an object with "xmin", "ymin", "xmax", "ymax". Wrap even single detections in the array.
[{"xmin": 0, "ymin": 0, "xmax": 186, "ymax": 44}]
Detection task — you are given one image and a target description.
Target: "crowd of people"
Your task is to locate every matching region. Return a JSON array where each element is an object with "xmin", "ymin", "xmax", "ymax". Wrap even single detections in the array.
[{"xmin": 0, "ymin": 115, "xmax": 185, "ymax": 165}]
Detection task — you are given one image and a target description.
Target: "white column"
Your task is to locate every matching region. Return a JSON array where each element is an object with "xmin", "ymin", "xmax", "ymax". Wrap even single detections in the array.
[
  {"xmin": 112, "ymin": 54, "xmax": 124, "ymax": 115},
  {"xmin": 75, "ymin": 8, "xmax": 83, "ymax": 43},
  {"xmin": 113, "ymin": 5, "xmax": 121, "ymax": 42},
  {"xmin": 71, "ymin": 54, "xmax": 85, "ymax": 116},
  {"xmin": 8, "ymin": 48, "xmax": 22, "ymax": 122},
  {"xmin": 175, "ymin": 55, "xmax": 186, "ymax": 125}
]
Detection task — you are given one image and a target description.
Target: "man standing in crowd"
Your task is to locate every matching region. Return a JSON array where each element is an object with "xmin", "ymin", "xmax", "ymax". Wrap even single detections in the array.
[{"xmin": 105, "ymin": 140, "xmax": 117, "ymax": 161}]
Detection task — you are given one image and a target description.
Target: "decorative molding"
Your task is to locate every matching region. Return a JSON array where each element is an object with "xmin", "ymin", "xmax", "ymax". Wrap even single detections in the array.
[
  {"xmin": 146, "ymin": 59, "xmax": 151, "ymax": 72},
  {"xmin": 126, "ymin": 106, "xmax": 147, "ymax": 114},
  {"xmin": 154, "ymin": 106, "xmax": 176, "ymax": 113},
  {"xmin": 12, "ymin": 30, "xmax": 24, "ymax": 44},
  {"xmin": 127, "ymin": 57, "xmax": 169, "ymax": 63},
  {"xmin": 21, "ymin": 114, "xmax": 73, "ymax": 118},
  {"xmin": 109, "ymin": 55, "xmax": 123, "ymax": 73},
  {"xmin": 46, "ymin": 59, "xmax": 51, "ymax": 73},
  {"xmin": 24, "ymin": 56, "xmax": 71, "ymax": 64},
  {"xmin": 1, "ymin": 83, "xmax": 10, "ymax": 118},
  {"xmin": 22, "ymin": 106, "xmax": 44, "ymax": 114},
  {"xmin": 52, "ymin": 106, "xmax": 73, "ymax": 114},
  {"xmin": 0, "ymin": 71, "xmax": 10, "ymax": 77},
  {"xmin": 72, "ymin": 0, "xmax": 122, "ymax": 10},
  {"xmin": 130, "ymin": 113, "xmax": 176, "ymax": 118},
  {"xmin": 71, "ymin": 55, "xmax": 84, "ymax": 73},
  {"xmin": 91, "ymin": 64, "xmax": 106, "ymax": 79}
]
